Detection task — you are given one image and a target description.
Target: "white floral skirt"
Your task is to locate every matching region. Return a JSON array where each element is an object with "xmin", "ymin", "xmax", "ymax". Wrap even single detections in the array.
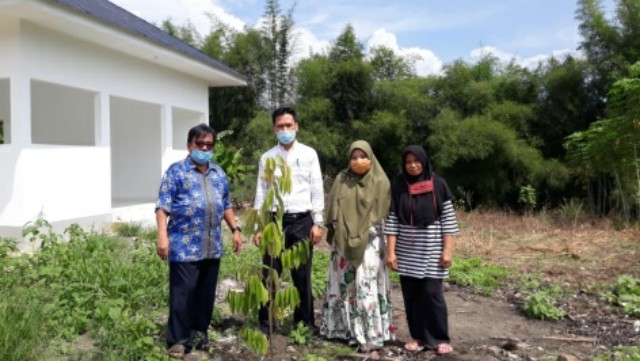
[{"xmin": 320, "ymin": 225, "xmax": 395, "ymax": 347}]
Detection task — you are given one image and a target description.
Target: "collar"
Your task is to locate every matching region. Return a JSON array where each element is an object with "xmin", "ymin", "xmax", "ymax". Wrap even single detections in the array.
[
  {"xmin": 277, "ymin": 140, "xmax": 297, "ymax": 152},
  {"xmin": 185, "ymin": 156, "xmax": 216, "ymax": 174}
]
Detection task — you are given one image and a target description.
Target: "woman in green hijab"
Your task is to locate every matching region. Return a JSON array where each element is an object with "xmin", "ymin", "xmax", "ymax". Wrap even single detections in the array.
[{"xmin": 320, "ymin": 140, "xmax": 395, "ymax": 354}]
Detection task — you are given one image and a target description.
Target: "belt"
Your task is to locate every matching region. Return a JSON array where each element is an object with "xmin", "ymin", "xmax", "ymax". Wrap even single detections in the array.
[{"xmin": 273, "ymin": 212, "xmax": 310, "ymax": 222}]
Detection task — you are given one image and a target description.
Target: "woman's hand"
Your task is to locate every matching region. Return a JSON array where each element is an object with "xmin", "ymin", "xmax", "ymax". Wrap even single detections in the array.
[
  {"xmin": 386, "ymin": 252, "xmax": 397, "ymax": 271},
  {"xmin": 439, "ymin": 247, "xmax": 453, "ymax": 269}
]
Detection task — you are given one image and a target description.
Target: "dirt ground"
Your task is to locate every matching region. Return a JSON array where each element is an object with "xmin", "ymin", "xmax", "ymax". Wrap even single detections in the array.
[{"xmin": 201, "ymin": 212, "xmax": 640, "ymax": 361}]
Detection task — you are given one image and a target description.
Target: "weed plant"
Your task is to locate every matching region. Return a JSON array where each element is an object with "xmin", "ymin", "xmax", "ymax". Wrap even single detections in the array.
[
  {"xmin": 522, "ymin": 291, "xmax": 566, "ymax": 320},
  {"xmin": 601, "ymin": 275, "xmax": 640, "ymax": 317},
  {"xmin": 311, "ymin": 250, "xmax": 328, "ymax": 298},
  {"xmin": 0, "ymin": 223, "xmax": 169, "ymax": 361},
  {"xmin": 594, "ymin": 345, "xmax": 640, "ymax": 361},
  {"xmin": 112, "ymin": 221, "xmax": 144, "ymax": 237},
  {"xmin": 448, "ymin": 256, "xmax": 511, "ymax": 295}
]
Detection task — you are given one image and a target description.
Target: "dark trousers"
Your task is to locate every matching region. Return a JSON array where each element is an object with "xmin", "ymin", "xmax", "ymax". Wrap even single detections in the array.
[
  {"xmin": 400, "ymin": 276, "xmax": 450, "ymax": 347},
  {"xmin": 259, "ymin": 213, "xmax": 315, "ymax": 328},
  {"xmin": 167, "ymin": 258, "xmax": 220, "ymax": 350}
]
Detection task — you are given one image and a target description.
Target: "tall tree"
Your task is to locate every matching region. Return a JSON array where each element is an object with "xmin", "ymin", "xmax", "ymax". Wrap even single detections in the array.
[
  {"xmin": 533, "ymin": 56, "xmax": 596, "ymax": 158},
  {"xmin": 327, "ymin": 25, "xmax": 373, "ymax": 123},
  {"xmin": 369, "ymin": 46, "xmax": 416, "ymax": 81},
  {"xmin": 159, "ymin": 19, "xmax": 202, "ymax": 48},
  {"xmin": 262, "ymin": 0, "xmax": 297, "ymax": 110},
  {"xmin": 565, "ymin": 61, "xmax": 640, "ymax": 218}
]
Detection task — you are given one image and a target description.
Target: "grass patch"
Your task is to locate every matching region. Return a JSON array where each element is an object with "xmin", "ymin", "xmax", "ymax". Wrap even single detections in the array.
[
  {"xmin": 449, "ymin": 256, "xmax": 511, "ymax": 295},
  {"xmin": 111, "ymin": 221, "xmax": 144, "ymax": 237},
  {"xmin": 594, "ymin": 345, "xmax": 640, "ymax": 361},
  {"xmin": 0, "ymin": 224, "xmax": 169, "ymax": 361}
]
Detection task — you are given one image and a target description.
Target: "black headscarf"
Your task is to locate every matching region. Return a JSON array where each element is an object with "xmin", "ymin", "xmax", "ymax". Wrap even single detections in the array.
[{"xmin": 390, "ymin": 145, "xmax": 453, "ymax": 227}]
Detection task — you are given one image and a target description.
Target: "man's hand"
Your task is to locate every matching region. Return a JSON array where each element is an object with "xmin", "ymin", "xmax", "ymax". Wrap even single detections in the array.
[
  {"xmin": 310, "ymin": 225, "xmax": 324, "ymax": 244},
  {"xmin": 232, "ymin": 231, "xmax": 243, "ymax": 254},
  {"xmin": 253, "ymin": 232, "xmax": 261, "ymax": 247},
  {"xmin": 157, "ymin": 234, "xmax": 169, "ymax": 260}
]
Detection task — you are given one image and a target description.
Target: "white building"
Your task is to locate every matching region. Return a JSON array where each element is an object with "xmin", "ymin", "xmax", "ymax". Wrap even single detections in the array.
[{"xmin": 0, "ymin": 0, "xmax": 246, "ymax": 240}]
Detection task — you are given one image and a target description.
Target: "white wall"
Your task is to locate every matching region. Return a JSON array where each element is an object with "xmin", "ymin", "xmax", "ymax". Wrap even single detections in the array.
[
  {"xmin": 31, "ymin": 80, "xmax": 95, "ymax": 145},
  {"xmin": 110, "ymin": 96, "xmax": 162, "ymax": 204},
  {"xmin": 172, "ymin": 107, "xmax": 205, "ymax": 151},
  {"xmin": 0, "ymin": 19, "xmax": 211, "ymax": 234},
  {"xmin": 21, "ymin": 21, "xmax": 209, "ymax": 114},
  {"xmin": 0, "ymin": 146, "xmax": 111, "ymax": 226}
]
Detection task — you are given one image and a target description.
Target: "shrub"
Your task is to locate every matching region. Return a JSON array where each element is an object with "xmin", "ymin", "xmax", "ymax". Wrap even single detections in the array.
[
  {"xmin": 523, "ymin": 291, "xmax": 566, "ymax": 320},
  {"xmin": 449, "ymin": 257, "xmax": 510, "ymax": 295},
  {"xmin": 601, "ymin": 275, "xmax": 640, "ymax": 317}
]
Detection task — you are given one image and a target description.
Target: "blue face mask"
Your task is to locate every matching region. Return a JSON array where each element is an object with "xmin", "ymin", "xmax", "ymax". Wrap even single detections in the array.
[
  {"xmin": 276, "ymin": 130, "xmax": 296, "ymax": 145},
  {"xmin": 190, "ymin": 149, "xmax": 213, "ymax": 165}
]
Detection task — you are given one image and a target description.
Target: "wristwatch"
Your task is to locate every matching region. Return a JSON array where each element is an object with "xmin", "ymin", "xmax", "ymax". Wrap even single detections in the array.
[{"xmin": 231, "ymin": 226, "xmax": 242, "ymax": 234}]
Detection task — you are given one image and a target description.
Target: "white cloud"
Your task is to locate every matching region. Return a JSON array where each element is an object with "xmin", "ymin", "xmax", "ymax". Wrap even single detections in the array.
[
  {"xmin": 292, "ymin": 27, "xmax": 331, "ymax": 62},
  {"xmin": 367, "ymin": 28, "xmax": 443, "ymax": 76},
  {"xmin": 469, "ymin": 45, "xmax": 578, "ymax": 69},
  {"xmin": 114, "ymin": 0, "xmax": 245, "ymax": 36}
]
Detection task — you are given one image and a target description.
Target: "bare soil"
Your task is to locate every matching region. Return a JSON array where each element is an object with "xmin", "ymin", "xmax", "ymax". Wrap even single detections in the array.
[{"xmin": 200, "ymin": 212, "xmax": 640, "ymax": 360}]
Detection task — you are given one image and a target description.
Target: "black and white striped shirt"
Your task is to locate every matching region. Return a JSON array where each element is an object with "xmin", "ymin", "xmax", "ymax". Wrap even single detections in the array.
[{"xmin": 384, "ymin": 200, "xmax": 459, "ymax": 279}]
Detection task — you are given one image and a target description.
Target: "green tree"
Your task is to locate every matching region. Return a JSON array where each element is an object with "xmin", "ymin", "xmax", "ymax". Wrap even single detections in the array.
[
  {"xmin": 369, "ymin": 46, "xmax": 416, "ymax": 81},
  {"xmin": 233, "ymin": 156, "xmax": 311, "ymax": 355},
  {"xmin": 428, "ymin": 109, "xmax": 568, "ymax": 207},
  {"xmin": 261, "ymin": 0, "xmax": 297, "ymax": 109},
  {"xmin": 208, "ymin": 28, "xmax": 267, "ymax": 132},
  {"xmin": 327, "ymin": 25, "xmax": 374, "ymax": 123},
  {"xmin": 159, "ymin": 19, "xmax": 202, "ymax": 48},
  {"xmin": 533, "ymin": 56, "xmax": 597, "ymax": 158},
  {"xmin": 565, "ymin": 61, "xmax": 640, "ymax": 219}
]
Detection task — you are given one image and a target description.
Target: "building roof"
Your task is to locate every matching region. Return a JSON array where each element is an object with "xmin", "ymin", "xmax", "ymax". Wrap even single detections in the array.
[{"xmin": 49, "ymin": 0, "xmax": 245, "ymax": 83}]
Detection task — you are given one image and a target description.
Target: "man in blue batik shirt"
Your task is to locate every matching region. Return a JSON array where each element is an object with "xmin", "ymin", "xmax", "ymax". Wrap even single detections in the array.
[{"xmin": 156, "ymin": 123, "xmax": 242, "ymax": 359}]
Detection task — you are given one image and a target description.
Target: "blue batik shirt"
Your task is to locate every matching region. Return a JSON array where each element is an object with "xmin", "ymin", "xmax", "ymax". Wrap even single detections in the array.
[{"xmin": 156, "ymin": 157, "xmax": 231, "ymax": 262}]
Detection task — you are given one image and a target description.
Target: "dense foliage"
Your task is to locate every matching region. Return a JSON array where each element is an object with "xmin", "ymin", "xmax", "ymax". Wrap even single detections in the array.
[{"xmin": 163, "ymin": 0, "xmax": 640, "ymax": 220}]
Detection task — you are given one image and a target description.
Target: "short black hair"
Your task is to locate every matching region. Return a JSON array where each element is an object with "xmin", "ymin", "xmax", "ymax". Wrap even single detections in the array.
[
  {"xmin": 272, "ymin": 107, "xmax": 297, "ymax": 125},
  {"xmin": 187, "ymin": 123, "xmax": 216, "ymax": 144}
]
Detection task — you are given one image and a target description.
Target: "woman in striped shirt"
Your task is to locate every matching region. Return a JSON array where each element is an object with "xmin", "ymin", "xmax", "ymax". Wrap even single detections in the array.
[{"xmin": 385, "ymin": 145, "xmax": 458, "ymax": 356}]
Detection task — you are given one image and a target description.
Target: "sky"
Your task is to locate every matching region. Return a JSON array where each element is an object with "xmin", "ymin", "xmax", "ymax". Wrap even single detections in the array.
[{"xmin": 112, "ymin": 0, "xmax": 616, "ymax": 76}]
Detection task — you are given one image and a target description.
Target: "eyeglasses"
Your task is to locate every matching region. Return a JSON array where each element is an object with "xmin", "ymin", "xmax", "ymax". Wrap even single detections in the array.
[{"xmin": 194, "ymin": 140, "xmax": 215, "ymax": 150}]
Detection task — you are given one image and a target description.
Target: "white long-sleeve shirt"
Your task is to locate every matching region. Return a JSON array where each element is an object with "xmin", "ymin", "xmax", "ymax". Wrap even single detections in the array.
[{"xmin": 253, "ymin": 141, "xmax": 324, "ymax": 225}]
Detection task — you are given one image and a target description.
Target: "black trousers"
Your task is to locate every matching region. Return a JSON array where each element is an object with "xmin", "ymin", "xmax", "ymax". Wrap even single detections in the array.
[
  {"xmin": 399, "ymin": 276, "xmax": 450, "ymax": 347},
  {"xmin": 259, "ymin": 213, "xmax": 315, "ymax": 328},
  {"xmin": 167, "ymin": 258, "xmax": 220, "ymax": 350}
]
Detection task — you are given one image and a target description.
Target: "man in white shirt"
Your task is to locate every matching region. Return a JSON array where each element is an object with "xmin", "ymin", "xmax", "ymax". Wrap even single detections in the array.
[{"xmin": 253, "ymin": 106, "xmax": 324, "ymax": 333}]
